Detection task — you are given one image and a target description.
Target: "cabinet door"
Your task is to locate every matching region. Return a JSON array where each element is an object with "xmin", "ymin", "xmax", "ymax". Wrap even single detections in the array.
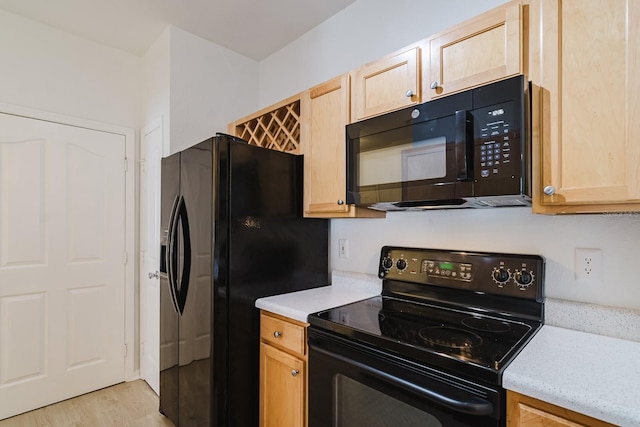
[
  {"xmin": 301, "ymin": 74, "xmax": 386, "ymax": 218},
  {"xmin": 302, "ymin": 74, "xmax": 351, "ymax": 215},
  {"xmin": 507, "ymin": 391, "xmax": 615, "ymax": 427},
  {"xmin": 260, "ymin": 343, "xmax": 305, "ymax": 427},
  {"xmin": 530, "ymin": 0, "xmax": 640, "ymax": 213},
  {"xmin": 513, "ymin": 405, "xmax": 586, "ymax": 427},
  {"xmin": 351, "ymin": 44, "xmax": 420, "ymax": 122},
  {"xmin": 426, "ymin": 1, "xmax": 523, "ymax": 99}
]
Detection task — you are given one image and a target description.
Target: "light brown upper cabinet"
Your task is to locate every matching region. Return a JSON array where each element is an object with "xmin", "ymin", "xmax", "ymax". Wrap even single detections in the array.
[
  {"xmin": 529, "ymin": 0, "xmax": 640, "ymax": 213},
  {"xmin": 426, "ymin": 0, "xmax": 524, "ymax": 100},
  {"xmin": 300, "ymin": 74, "xmax": 385, "ymax": 218},
  {"xmin": 350, "ymin": 43, "xmax": 422, "ymax": 122}
]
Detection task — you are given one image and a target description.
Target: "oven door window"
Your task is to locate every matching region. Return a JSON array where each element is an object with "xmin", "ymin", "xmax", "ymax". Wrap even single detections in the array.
[{"xmin": 335, "ymin": 374, "xmax": 443, "ymax": 427}]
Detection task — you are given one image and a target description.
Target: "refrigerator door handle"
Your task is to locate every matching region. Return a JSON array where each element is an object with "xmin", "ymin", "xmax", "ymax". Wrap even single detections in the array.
[
  {"xmin": 175, "ymin": 196, "xmax": 191, "ymax": 315},
  {"xmin": 166, "ymin": 195, "xmax": 181, "ymax": 315}
]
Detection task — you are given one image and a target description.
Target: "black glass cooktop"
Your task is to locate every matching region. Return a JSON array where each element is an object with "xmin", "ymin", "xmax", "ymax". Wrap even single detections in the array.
[{"xmin": 310, "ymin": 295, "xmax": 536, "ymax": 373}]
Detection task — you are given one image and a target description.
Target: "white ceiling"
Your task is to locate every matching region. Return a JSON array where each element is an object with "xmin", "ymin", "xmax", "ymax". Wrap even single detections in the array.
[{"xmin": 0, "ymin": 0, "xmax": 356, "ymax": 60}]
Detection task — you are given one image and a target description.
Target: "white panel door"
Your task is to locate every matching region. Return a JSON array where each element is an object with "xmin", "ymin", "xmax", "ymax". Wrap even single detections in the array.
[
  {"xmin": 0, "ymin": 113, "xmax": 126, "ymax": 420},
  {"xmin": 139, "ymin": 119, "xmax": 163, "ymax": 395}
]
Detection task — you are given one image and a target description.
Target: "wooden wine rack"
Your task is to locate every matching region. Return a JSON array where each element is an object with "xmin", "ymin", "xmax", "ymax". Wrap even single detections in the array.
[{"xmin": 228, "ymin": 94, "xmax": 301, "ymax": 153}]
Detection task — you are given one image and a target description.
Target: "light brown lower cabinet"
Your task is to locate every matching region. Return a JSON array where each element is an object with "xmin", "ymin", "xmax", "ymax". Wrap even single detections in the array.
[
  {"xmin": 259, "ymin": 311, "xmax": 308, "ymax": 427},
  {"xmin": 507, "ymin": 391, "xmax": 615, "ymax": 427}
]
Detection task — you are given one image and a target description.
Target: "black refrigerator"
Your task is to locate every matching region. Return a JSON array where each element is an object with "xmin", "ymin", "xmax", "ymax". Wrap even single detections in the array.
[{"xmin": 159, "ymin": 133, "xmax": 328, "ymax": 426}]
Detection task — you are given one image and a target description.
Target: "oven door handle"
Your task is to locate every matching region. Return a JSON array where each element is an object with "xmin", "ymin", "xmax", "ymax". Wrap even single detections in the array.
[{"xmin": 312, "ymin": 346, "xmax": 494, "ymax": 416}]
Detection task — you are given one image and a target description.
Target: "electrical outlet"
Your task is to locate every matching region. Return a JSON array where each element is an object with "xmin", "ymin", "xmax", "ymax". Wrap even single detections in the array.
[
  {"xmin": 575, "ymin": 248, "xmax": 602, "ymax": 281},
  {"xmin": 338, "ymin": 239, "xmax": 349, "ymax": 259}
]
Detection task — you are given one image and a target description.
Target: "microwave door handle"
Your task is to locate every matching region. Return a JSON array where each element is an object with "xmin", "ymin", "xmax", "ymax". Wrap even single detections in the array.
[{"xmin": 454, "ymin": 110, "xmax": 473, "ymax": 181}]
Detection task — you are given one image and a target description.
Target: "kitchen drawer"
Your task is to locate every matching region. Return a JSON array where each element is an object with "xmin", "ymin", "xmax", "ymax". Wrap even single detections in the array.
[{"xmin": 260, "ymin": 312, "xmax": 306, "ymax": 356}]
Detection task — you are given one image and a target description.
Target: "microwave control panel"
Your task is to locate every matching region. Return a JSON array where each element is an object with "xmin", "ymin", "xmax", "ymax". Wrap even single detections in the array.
[{"xmin": 473, "ymin": 101, "xmax": 520, "ymax": 181}]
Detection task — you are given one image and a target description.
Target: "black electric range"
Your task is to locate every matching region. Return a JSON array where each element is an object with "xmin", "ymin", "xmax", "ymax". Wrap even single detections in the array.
[{"xmin": 307, "ymin": 246, "xmax": 544, "ymax": 426}]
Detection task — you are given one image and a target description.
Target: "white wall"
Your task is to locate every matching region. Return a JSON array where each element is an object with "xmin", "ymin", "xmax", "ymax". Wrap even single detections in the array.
[
  {"xmin": 258, "ymin": 0, "xmax": 640, "ymax": 311},
  {"xmin": 168, "ymin": 27, "xmax": 259, "ymax": 154},
  {"xmin": 258, "ymin": 0, "xmax": 507, "ymax": 108},
  {"xmin": 142, "ymin": 27, "xmax": 170, "ymax": 154},
  {"xmin": 140, "ymin": 26, "xmax": 260, "ymax": 155},
  {"xmin": 331, "ymin": 210, "xmax": 640, "ymax": 311},
  {"xmin": 0, "ymin": 10, "xmax": 141, "ymax": 129}
]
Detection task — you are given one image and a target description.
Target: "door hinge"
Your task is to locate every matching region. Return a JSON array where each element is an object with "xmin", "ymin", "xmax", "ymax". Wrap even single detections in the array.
[
  {"xmin": 123, "ymin": 344, "xmax": 128, "ymax": 357},
  {"xmin": 124, "ymin": 157, "xmax": 129, "ymax": 172},
  {"xmin": 123, "ymin": 251, "xmax": 128, "ymax": 264}
]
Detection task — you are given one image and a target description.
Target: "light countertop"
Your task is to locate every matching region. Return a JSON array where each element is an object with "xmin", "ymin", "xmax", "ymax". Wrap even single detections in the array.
[
  {"xmin": 503, "ymin": 325, "xmax": 640, "ymax": 426},
  {"xmin": 255, "ymin": 270, "xmax": 381, "ymax": 323}
]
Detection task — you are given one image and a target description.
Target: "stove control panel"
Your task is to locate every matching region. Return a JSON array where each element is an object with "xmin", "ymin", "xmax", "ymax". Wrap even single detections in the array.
[
  {"xmin": 379, "ymin": 246, "xmax": 544, "ymax": 301},
  {"xmin": 423, "ymin": 260, "xmax": 473, "ymax": 281}
]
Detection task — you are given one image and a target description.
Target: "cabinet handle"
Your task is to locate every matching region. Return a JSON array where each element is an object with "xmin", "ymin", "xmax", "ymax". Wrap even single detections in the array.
[
  {"xmin": 430, "ymin": 81, "xmax": 439, "ymax": 90},
  {"xmin": 148, "ymin": 271, "xmax": 159, "ymax": 279},
  {"xmin": 291, "ymin": 369, "xmax": 299, "ymax": 377},
  {"xmin": 405, "ymin": 89, "xmax": 414, "ymax": 98},
  {"xmin": 543, "ymin": 186, "xmax": 556, "ymax": 195},
  {"xmin": 337, "ymin": 199, "xmax": 344, "ymax": 205},
  {"xmin": 273, "ymin": 331, "xmax": 282, "ymax": 338}
]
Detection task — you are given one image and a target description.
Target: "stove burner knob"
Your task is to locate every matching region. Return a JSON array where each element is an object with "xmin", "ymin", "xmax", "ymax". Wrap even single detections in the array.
[
  {"xmin": 396, "ymin": 258, "xmax": 408, "ymax": 271},
  {"xmin": 492, "ymin": 267, "xmax": 510, "ymax": 286},
  {"xmin": 514, "ymin": 270, "xmax": 534, "ymax": 287},
  {"xmin": 382, "ymin": 257, "xmax": 394, "ymax": 270}
]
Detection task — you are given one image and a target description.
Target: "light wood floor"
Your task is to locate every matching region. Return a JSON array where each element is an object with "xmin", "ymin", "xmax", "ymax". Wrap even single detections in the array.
[{"xmin": 0, "ymin": 380, "xmax": 174, "ymax": 427}]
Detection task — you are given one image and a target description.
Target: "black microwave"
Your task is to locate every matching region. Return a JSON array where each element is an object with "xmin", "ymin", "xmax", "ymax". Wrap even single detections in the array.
[{"xmin": 346, "ymin": 75, "xmax": 531, "ymax": 210}]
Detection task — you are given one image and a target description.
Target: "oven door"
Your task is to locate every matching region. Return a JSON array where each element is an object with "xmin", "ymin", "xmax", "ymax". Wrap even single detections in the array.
[{"xmin": 308, "ymin": 329, "xmax": 502, "ymax": 427}]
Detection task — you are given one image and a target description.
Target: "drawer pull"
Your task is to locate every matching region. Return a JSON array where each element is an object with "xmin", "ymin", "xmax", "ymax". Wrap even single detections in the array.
[
  {"xmin": 291, "ymin": 369, "xmax": 299, "ymax": 377},
  {"xmin": 273, "ymin": 331, "xmax": 282, "ymax": 338}
]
